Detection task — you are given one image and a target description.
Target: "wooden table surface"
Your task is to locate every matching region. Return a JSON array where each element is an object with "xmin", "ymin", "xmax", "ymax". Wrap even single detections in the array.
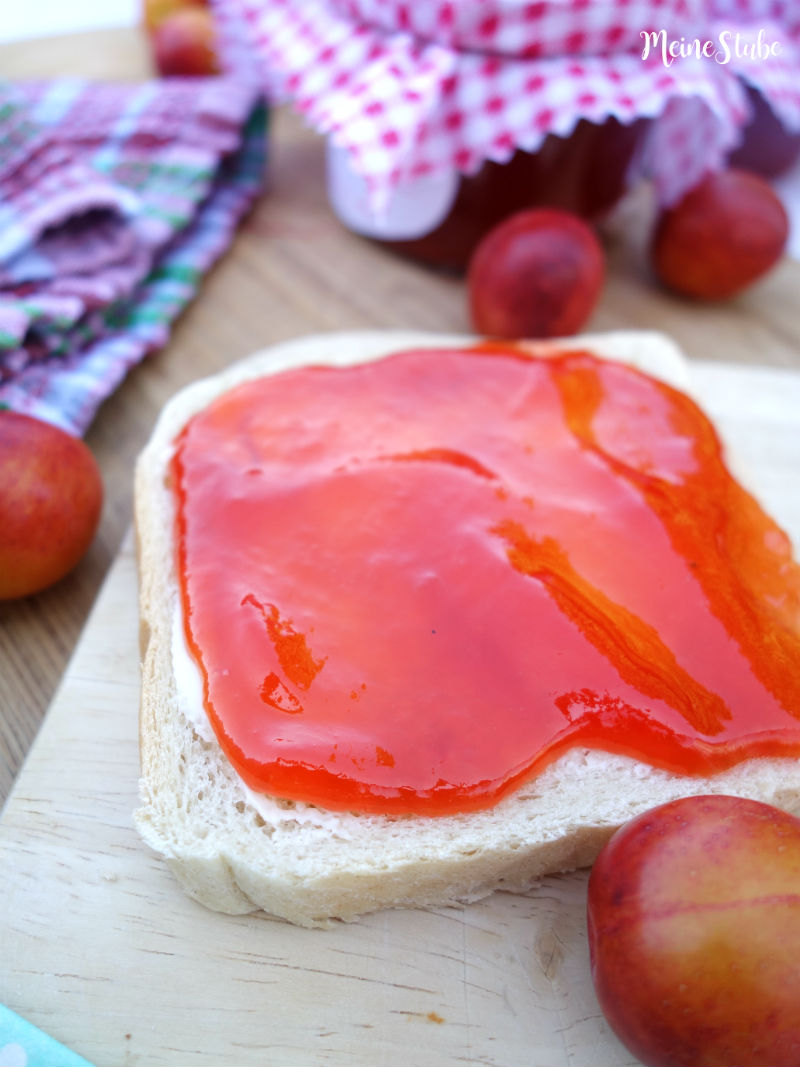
[{"xmin": 2, "ymin": 23, "xmax": 800, "ymax": 813}]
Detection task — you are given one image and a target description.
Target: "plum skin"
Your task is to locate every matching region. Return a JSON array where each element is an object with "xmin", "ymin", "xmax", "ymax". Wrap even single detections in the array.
[
  {"xmin": 467, "ymin": 207, "xmax": 605, "ymax": 339},
  {"xmin": 152, "ymin": 8, "xmax": 220, "ymax": 77},
  {"xmin": 0, "ymin": 411, "xmax": 103, "ymax": 599},
  {"xmin": 587, "ymin": 794, "xmax": 800, "ymax": 1067},
  {"xmin": 651, "ymin": 169, "xmax": 788, "ymax": 300}
]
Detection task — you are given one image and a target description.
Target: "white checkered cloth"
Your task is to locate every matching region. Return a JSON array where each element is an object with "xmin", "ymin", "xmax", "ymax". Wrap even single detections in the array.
[{"xmin": 210, "ymin": 0, "xmax": 800, "ymax": 214}]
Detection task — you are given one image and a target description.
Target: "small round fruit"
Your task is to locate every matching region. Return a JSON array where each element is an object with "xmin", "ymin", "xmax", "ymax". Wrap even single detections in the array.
[
  {"xmin": 0, "ymin": 411, "xmax": 103, "ymax": 599},
  {"xmin": 152, "ymin": 8, "xmax": 220, "ymax": 77},
  {"xmin": 467, "ymin": 208, "xmax": 605, "ymax": 339},
  {"xmin": 587, "ymin": 794, "xmax": 800, "ymax": 1067},
  {"xmin": 141, "ymin": 0, "xmax": 208, "ymax": 35},
  {"xmin": 651, "ymin": 169, "xmax": 788, "ymax": 300}
]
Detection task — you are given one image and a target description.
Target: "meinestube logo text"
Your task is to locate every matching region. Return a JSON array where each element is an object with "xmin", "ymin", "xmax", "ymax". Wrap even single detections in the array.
[{"xmin": 642, "ymin": 28, "xmax": 782, "ymax": 66}]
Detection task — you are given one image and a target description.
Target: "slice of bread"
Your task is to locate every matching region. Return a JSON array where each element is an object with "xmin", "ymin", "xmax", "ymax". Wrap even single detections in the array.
[{"xmin": 134, "ymin": 330, "xmax": 800, "ymax": 928}]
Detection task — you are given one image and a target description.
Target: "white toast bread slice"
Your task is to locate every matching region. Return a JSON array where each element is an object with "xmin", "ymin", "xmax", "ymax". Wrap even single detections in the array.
[{"xmin": 134, "ymin": 330, "xmax": 800, "ymax": 928}]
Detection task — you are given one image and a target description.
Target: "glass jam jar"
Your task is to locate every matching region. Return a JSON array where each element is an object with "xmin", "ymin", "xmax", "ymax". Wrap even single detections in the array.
[{"xmin": 327, "ymin": 114, "xmax": 648, "ymax": 271}]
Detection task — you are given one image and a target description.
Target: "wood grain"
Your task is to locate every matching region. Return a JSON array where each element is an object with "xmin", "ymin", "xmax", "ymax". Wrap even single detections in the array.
[
  {"xmin": 2, "ymin": 27, "xmax": 800, "ymax": 1064},
  {"xmin": 1, "ymin": 361, "xmax": 798, "ymax": 1067},
  {"xmin": 2, "ymin": 26, "xmax": 800, "ymax": 806}
]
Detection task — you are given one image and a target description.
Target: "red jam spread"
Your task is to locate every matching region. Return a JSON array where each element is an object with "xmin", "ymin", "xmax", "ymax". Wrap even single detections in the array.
[{"xmin": 171, "ymin": 346, "xmax": 800, "ymax": 815}]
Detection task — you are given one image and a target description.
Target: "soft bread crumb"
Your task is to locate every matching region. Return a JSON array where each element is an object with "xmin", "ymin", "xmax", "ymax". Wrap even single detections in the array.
[{"xmin": 134, "ymin": 329, "xmax": 800, "ymax": 928}]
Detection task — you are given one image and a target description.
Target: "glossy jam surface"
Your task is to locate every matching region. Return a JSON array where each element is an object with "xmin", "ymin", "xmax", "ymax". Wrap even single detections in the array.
[{"xmin": 171, "ymin": 347, "xmax": 800, "ymax": 815}]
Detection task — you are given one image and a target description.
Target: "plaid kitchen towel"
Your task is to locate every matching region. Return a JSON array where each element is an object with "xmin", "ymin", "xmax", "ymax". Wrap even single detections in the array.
[
  {"xmin": 0, "ymin": 1004, "xmax": 95, "ymax": 1067},
  {"xmin": 0, "ymin": 77, "xmax": 267, "ymax": 435}
]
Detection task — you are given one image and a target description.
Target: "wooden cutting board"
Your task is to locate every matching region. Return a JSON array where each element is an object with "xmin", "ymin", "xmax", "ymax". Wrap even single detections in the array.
[
  {"xmin": 4, "ymin": 24, "xmax": 800, "ymax": 809},
  {"xmin": 1, "ymin": 360, "xmax": 798, "ymax": 1067}
]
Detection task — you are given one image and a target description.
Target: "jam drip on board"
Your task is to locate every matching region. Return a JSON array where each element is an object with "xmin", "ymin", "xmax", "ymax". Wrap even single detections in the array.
[{"xmin": 171, "ymin": 346, "xmax": 800, "ymax": 815}]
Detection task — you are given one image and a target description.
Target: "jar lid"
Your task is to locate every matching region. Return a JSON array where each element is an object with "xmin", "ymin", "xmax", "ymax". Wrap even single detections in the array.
[{"xmin": 211, "ymin": 0, "xmax": 800, "ymax": 210}]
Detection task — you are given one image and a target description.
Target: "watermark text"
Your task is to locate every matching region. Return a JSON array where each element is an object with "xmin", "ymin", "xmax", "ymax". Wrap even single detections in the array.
[{"xmin": 641, "ymin": 28, "xmax": 782, "ymax": 66}]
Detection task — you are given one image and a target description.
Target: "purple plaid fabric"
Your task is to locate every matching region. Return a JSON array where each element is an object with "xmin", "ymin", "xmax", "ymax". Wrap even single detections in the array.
[{"xmin": 0, "ymin": 77, "xmax": 267, "ymax": 435}]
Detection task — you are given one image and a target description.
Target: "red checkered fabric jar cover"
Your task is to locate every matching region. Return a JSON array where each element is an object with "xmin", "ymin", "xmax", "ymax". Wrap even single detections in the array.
[{"xmin": 210, "ymin": 0, "xmax": 800, "ymax": 220}]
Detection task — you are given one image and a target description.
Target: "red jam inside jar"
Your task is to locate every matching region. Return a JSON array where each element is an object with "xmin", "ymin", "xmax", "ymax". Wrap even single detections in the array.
[
  {"xmin": 328, "ymin": 117, "xmax": 648, "ymax": 271},
  {"xmin": 171, "ymin": 345, "xmax": 800, "ymax": 816}
]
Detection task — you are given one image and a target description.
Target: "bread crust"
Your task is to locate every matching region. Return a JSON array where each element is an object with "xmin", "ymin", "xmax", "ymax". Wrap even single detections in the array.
[{"xmin": 134, "ymin": 330, "xmax": 800, "ymax": 927}]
